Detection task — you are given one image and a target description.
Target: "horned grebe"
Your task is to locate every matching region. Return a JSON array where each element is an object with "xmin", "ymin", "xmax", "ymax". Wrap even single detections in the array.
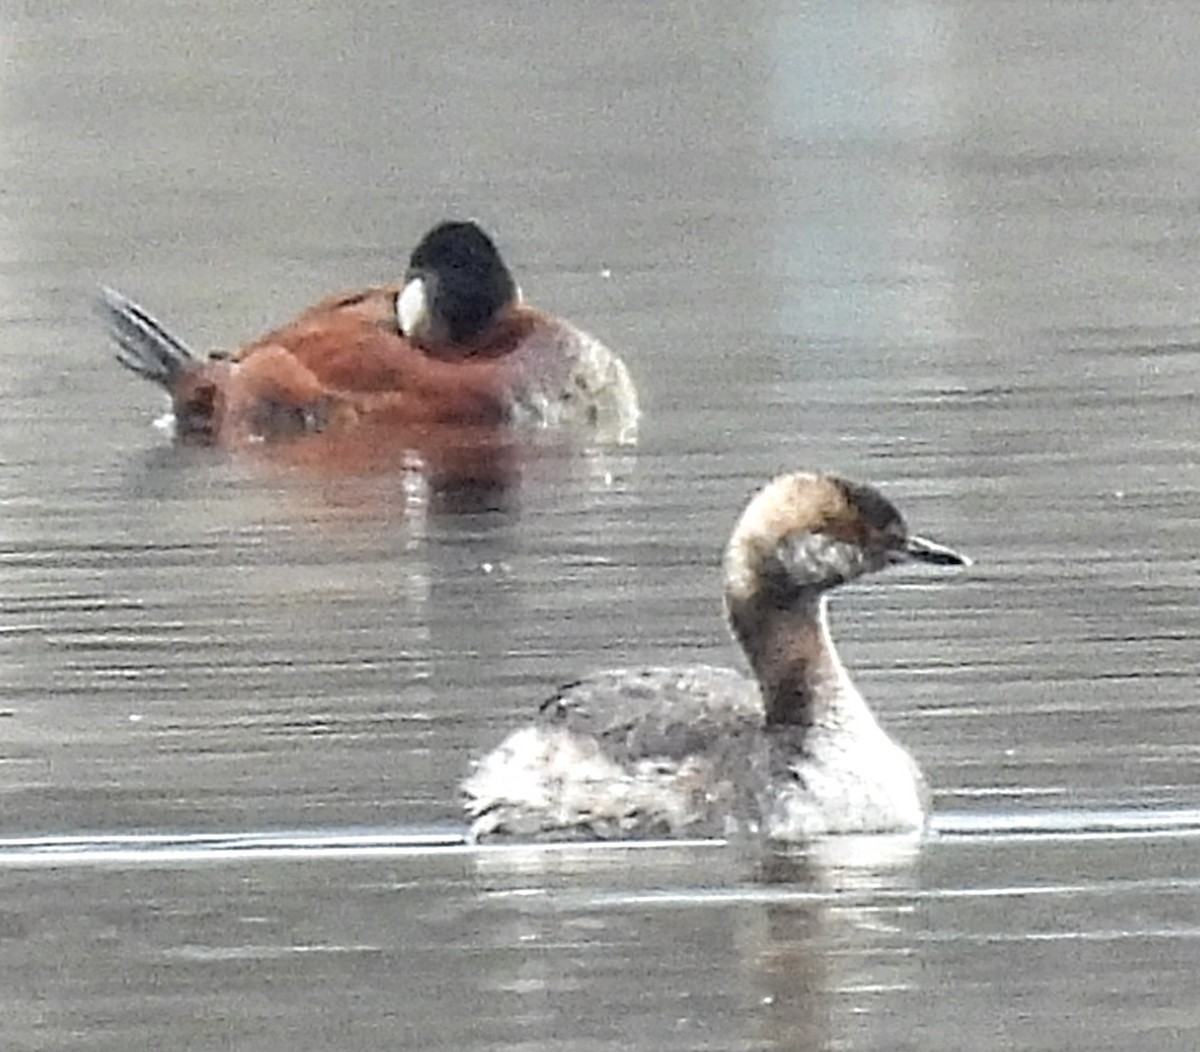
[
  {"xmin": 99, "ymin": 220, "xmax": 638, "ymax": 445},
  {"xmin": 464, "ymin": 471, "xmax": 968, "ymax": 842}
]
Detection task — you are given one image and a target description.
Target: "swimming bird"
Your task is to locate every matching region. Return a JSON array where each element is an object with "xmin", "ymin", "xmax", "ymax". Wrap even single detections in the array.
[
  {"xmin": 464, "ymin": 471, "xmax": 968, "ymax": 842},
  {"xmin": 99, "ymin": 220, "xmax": 638, "ymax": 446}
]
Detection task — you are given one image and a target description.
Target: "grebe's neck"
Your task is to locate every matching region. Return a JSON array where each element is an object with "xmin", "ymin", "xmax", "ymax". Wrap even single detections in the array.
[{"xmin": 727, "ymin": 589, "xmax": 868, "ymax": 729}]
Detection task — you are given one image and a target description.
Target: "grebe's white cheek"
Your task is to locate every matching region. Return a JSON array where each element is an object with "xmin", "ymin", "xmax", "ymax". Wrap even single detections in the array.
[
  {"xmin": 780, "ymin": 533, "xmax": 868, "ymax": 587},
  {"xmin": 396, "ymin": 277, "xmax": 429, "ymax": 337}
]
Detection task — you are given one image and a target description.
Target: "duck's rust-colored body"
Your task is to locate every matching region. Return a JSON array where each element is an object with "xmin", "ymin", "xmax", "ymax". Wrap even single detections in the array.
[{"xmin": 100, "ymin": 221, "xmax": 639, "ymax": 448}]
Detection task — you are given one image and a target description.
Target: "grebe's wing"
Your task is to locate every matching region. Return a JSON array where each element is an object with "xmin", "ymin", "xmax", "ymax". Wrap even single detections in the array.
[{"xmin": 538, "ymin": 664, "xmax": 762, "ymax": 766}]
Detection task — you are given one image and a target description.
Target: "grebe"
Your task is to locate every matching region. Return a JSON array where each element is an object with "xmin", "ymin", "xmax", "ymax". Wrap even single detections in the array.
[
  {"xmin": 99, "ymin": 220, "xmax": 638, "ymax": 445},
  {"xmin": 464, "ymin": 471, "xmax": 968, "ymax": 842}
]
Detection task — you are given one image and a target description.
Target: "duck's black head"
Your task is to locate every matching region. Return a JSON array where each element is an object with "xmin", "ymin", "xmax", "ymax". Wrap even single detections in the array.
[{"xmin": 399, "ymin": 221, "xmax": 519, "ymax": 349}]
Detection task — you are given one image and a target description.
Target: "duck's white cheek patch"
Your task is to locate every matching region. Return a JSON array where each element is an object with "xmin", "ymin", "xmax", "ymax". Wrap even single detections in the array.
[{"xmin": 396, "ymin": 277, "xmax": 428, "ymax": 337}]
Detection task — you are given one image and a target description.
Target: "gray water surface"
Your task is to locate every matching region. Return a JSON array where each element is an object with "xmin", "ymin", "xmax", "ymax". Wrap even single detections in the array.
[{"xmin": 2, "ymin": 1, "xmax": 1200, "ymax": 1049}]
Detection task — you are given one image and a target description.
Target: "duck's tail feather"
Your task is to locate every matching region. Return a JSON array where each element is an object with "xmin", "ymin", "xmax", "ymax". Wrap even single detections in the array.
[{"xmin": 97, "ymin": 286, "xmax": 198, "ymax": 388}]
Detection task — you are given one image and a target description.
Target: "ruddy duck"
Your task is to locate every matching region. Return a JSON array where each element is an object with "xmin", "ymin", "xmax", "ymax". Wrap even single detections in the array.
[
  {"xmin": 100, "ymin": 221, "xmax": 638, "ymax": 445},
  {"xmin": 464, "ymin": 471, "xmax": 968, "ymax": 842}
]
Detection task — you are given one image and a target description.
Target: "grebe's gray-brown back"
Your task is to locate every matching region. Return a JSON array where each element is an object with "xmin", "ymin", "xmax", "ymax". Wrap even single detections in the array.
[{"xmin": 464, "ymin": 471, "xmax": 968, "ymax": 843}]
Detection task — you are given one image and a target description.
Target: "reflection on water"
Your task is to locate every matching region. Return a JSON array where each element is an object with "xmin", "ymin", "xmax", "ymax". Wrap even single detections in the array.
[
  {"xmin": 243, "ymin": 426, "xmax": 638, "ymax": 519},
  {"xmin": 3, "ymin": 0, "xmax": 1200, "ymax": 1048},
  {"xmin": 467, "ymin": 838, "xmax": 923, "ymax": 1052},
  {"xmin": 1, "ymin": 826, "xmax": 1194, "ymax": 1050},
  {"xmin": 6, "ymin": 803, "xmax": 1200, "ymax": 866}
]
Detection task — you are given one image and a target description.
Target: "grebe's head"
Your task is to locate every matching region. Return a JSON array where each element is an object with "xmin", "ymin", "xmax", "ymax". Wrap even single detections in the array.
[
  {"xmin": 723, "ymin": 472, "xmax": 968, "ymax": 609},
  {"xmin": 397, "ymin": 220, "xmax": 519, "ymax": 352}
]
